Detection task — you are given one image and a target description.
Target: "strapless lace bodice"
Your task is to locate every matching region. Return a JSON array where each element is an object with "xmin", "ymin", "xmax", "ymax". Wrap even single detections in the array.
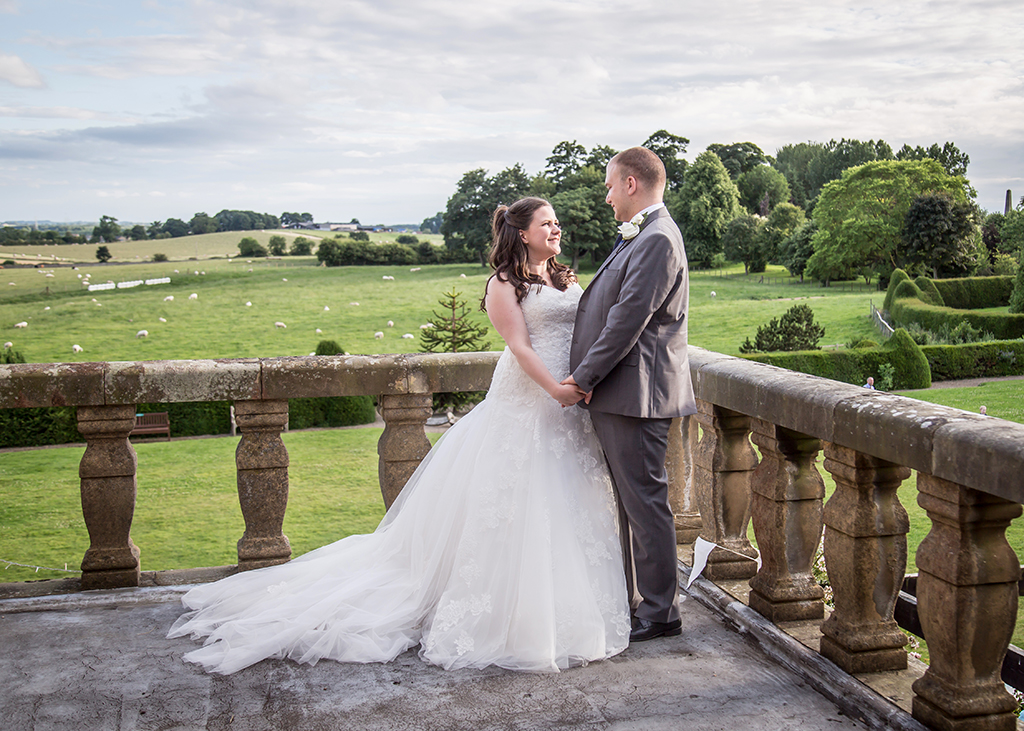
[{"xmin": 489, "ymin": 283, "xmax": 582, "ymax": 407}]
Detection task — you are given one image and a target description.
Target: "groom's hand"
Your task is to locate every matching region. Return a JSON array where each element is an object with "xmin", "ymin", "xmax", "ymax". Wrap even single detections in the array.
[{"xmin": 559, "ymin": 376, "xmax": 592, "ymax": 405}]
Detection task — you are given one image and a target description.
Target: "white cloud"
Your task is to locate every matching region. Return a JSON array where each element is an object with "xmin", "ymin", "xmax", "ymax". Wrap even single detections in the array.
[{"xmin": 0, "ymin": 53, "xmax": 44, "ymax": 88}]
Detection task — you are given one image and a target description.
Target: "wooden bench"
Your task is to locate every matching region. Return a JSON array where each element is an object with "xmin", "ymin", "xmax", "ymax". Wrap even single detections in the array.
[{"xmin": 130, "ymin": 412, "xmax": 171, "ymax": 441}]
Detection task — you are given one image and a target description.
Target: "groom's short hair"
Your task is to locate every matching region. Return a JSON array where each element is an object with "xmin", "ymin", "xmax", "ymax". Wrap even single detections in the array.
[{"xmin": 611, "ymin": 147, "xmax": 666, "ymax": 195}]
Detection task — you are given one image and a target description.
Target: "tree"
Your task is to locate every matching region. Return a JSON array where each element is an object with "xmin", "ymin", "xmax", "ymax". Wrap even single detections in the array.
[
  {"xmin": 127, "ymin": 225, "xmax": 147, "ymax": 241},
  {"xmin": 267, "ymin": 235, "xmax": 287, "ymax": 256},
  {"xmin": 759, "ymin": 202, "xmax": 806, "ymax": 264},
  {"xmin": 441, "ymin": 164, "xmax": 530, "ymax": 264},
  {"xmin": 805, "ymin": 138, "xmax": 894, "ymax": 205},
  {"xmin": 189, "ymin": 212, "xmax": 219, "ymax": 235},
  {"xmin": 420, "ymin": 212, "xmax": 443, "ymax": 234},
  {"xmin": 280, "ymin": 212, "xmax": 313, "ymax": 227},
  {"xmin": 147, "ymin": 221, "xmax": 164, "ymax": 239},
  {"xmin": 545, "ymin": 140, "xmax": 587, "ymax": 188},
  {"xmin": 419, "ymin": 288, "xmax": 491, "ymax": 353},
  {"xmin": 721, "ymin": 215, "xmax": 765, "ymax": 274},
  {"xmin": 806, "ymin": 159, "xmax": 971, "ymax": 286},
  {"xmin": 901, "ymin": 193, "xmax": 978, "ymax": 278},
  {"xmin": 95, "ymin": 245, "xmax": 112, "ymax": 263},
  {"xmin": 642, "ymin": 130, "xmax": 689, "ymax": 191},
  {"xmin": 92, "ymin": 215, "xmax": 121, "ymax": 243},
  {"xmin": 350, "ymin": 231, "xmax": 370, "ymax": 241},
  {"xmin": 779, "ymin": 221, "xmax": 817, "ymax": 281},
  {"xmin": 668, "ymin": 151, "xmax": 741, "ymax": 269},
  {"xmin": 739, "ymin": 304, "xmax": 825, "ymax": 353},
  {"xmin": 736, "ymin": 165, "xmax": 791, "ymax": 214},
  {"xmin": 584, "ymin": 144, "xmax": 618, "ymax": 171},
  {"xmin": 238, "ymin": 237, "xmax": 267, "ymax": 257},
  {"xmin": 162, "ymin": 218, "xmax": 189, "ymax": 238},
  {"xmin": 289, "ymin": 237, "xmax": 313, "ymax": 256},
  {"xmin": 1009, "ymin": 248, "xmax": 1024, "ymax": 314},
  {"xmin": 707, "ymin": 142, "xmax": 768, "ymax": 179},
  {"xmin": 999, "ymin": 209, "xmax": 1024, "ymax": 256},
  {"xmin": 895, "ymin": 142, "xmax": 970, "ymax": 177}
]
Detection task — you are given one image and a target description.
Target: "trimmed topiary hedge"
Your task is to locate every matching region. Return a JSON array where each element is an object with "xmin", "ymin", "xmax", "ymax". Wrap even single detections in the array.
[
  {"xmin": 742, "ymin": 328, "xmax": 931, "ymax": 390},
  {"xmin": 0, "ymin": 406, "xmax": 80, "ymax": 448},
  {"xmin": 288, "ymin": 395, "xmax": 376, "ymax": 430},
  {"xmin": 922, "ymin": 340, "xmax": 1024, "ymax": 381},
  {"xmin": 932, "ymin": 275, "xmax": 1014, "ymax": 310},
  {"xmin": 883, "ymin": 268, "xmax": 911, "ymax": 312}
]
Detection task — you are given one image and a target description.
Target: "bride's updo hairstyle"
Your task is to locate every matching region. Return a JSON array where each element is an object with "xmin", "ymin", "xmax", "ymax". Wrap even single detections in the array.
[{"xmin": 484, "ymin": 197, "xmax": 577, "ymax": 308}]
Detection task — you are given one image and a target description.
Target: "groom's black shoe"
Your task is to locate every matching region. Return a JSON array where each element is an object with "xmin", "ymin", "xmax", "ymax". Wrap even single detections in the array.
[{"xmin": 629, "ymin": 618, "xmax": 682, "ymax": 642}]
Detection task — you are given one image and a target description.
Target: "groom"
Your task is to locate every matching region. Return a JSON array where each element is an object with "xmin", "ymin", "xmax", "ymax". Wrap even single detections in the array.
[{"xmin": 562, "ymin": 146, "xmax": 696, "ymax": 642}]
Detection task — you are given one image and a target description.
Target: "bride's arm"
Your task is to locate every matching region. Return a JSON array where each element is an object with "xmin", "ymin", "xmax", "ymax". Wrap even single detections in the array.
[{"xmin": 484, "ymin": 278, "xmax": 584, "ymax": 407}]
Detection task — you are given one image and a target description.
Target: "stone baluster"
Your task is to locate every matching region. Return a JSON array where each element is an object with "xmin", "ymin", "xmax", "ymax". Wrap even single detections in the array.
[
  {"xmin": 912, "ymin": 474, "xmax": 1021, "ymax": 731},
  {"xmin": 667, "ymin": 415, "xmax": 702, "ymax": 544},
  {"xmin": 820, "ymin": 443, "xmax": 910, "ymax": 672},
  {"xmin": 77, "ymin": 405, "xmax": 142, "ymax": 590},
  {"xmin": 378, "ymin": 393, "xmax": 433, "ymax": 509},
  {"xmin": 234, "ymin": 400, "xmax": 291, "ymax": 570},
  {"xmin": 693, "ymin": 401, "xmax": 759, "ymax": 579},
  {"xmin": 748, "ymin": 420, "xmax": 824, "ymax": 622}
]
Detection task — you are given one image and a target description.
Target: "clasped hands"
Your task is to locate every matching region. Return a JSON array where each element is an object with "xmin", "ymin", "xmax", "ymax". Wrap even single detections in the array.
[{"xmin": 553, "ymin": 375, "xmax": 592, "ymax": 408}]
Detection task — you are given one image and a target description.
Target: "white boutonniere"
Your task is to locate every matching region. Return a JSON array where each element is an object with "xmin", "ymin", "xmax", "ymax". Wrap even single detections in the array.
[{"xmin": 617, "ymin": 212, "xmax": 646, "ymax": 241}]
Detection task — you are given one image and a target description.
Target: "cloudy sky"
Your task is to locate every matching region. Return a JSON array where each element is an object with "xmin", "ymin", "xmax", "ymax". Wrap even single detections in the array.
[{"xmin": 2, "ymin": 0, "xmax": 1022, "ymax": 226}]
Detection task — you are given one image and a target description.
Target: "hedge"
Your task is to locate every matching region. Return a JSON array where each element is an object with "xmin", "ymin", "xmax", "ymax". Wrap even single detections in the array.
[
  {"xmin": 932, "ymin": 275, "xmax": 1014, "ymax": 309},
  {"xmin": 889, "ymin": 297, "xmax": 1024, "ymax": 340},
  {"xmin": 742, "ymin": 328, "xmax": 931, "ymax": 390},
  {"xmin": 922, "ymin": 340, "xmax": 1024, "ymax": 381}
]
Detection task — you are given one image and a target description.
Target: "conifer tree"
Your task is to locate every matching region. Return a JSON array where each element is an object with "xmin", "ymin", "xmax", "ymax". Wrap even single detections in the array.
[{"xmin": 419, "ymin": 288, "xmax": 491, "ymax": 353}]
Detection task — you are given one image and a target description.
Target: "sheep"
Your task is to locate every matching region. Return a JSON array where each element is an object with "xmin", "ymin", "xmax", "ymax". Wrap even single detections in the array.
[
  {"xmin": 174, "ymin": 269, "xmax": 179, "ymax": 273},
  {"xmin": 159, "ymin": 317, "xmax": 167, "ymax": 323},
  {"xmin": 349, "ymin": 302, "xmax": 360, "ymax": 306},
  {"xmin": 323, "ymin": 306, "xmax": 330, "ymax": 311},
  {"xmin": 246, "ymin": 301, "xmax": 252, "ymax": 306},
  {"xmin": 282, "ymin": 278, "xmax": 288, "ymax": 282},
  {"xmin": 387, "ymin": 320, "xmax": 394, "ymax": 327},
  {"xmin": 275, "ymin": 322, "xmax": 287, "ymax": 329},
  {"xmin": 710, "ymin": 291, "xmax": 717, "ymax": 298},
  {"xmin": 45, "ymin": 273, "xmax": 54, "ymax": 278},
  {"xmin": 402, "ymin": 333, "xmax": 414, "ymax": 339},
  {"xmin": 374, "ymin": 331, "xmax": 384, "ymax": 339},
  {"xmin": 43, "ymin": 306, "xmax": 50, "ymax": 311},
  {"xmin": 14, "ymin": 322, "xmax": 27, "ymax": 328},
  {"xmin": 459, "ymin": 273, "xmax": 467, "ymax": 278},
  {"xmin": 91, "ymin": 298, "xmax": 98, "ymax": 302},
  {"xmin": 316, "ymin": 328, "xmax": 323, "ymax": 334},
  {"xmin": 420, "ymin": 323, "xmax": 434, "ymax": 330},
  {"xmin": 188, "ymin": 293, "xmax": 198, "ymax": 300},
  {"xmin": 8, "ymin": 282, "xmax": 14, "ymax": 286},
  {"xmin": 136, "ymin": 330, "xmax": 148, "ymax": 338},
  {"xmin": 77, "ymin": 274, "xmax": 83, "ymax": 279},
  {"xmin": 3, "ymin": 341, "xmax": 12, "ymax": 349},
  {"xmin": 72, "ymin": 344, "xmax": 83, "ymax": 353},
  {"xmin": 164, "ymin": 295, "xmax": 174, "ymax": 301},
  {"xmin": 410, "ymin": 267, "xmax": 421, "ymax": 272}
]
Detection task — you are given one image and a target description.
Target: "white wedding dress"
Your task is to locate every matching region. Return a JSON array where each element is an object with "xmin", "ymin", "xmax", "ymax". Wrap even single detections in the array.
[{"xmin": 168, "ymin": 283, "xmax": 630, "ymax": 674}]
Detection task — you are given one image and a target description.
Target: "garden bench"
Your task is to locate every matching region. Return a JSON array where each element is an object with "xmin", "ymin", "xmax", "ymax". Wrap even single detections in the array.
[{"xmin": 130, "ymin": 412, "xmax": 171, "ymax": 441}]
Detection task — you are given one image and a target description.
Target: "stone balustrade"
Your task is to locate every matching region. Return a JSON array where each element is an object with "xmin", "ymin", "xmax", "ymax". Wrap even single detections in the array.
[{"xmin": 2, "ymin": 347, "xmax": 1023, "ymax": 731}]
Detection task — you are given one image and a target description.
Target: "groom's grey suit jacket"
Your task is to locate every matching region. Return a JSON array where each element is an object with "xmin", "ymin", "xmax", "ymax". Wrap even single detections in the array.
[{"xmin": 569, "ymin": 207, "xmax": 696, "ymax": 418}]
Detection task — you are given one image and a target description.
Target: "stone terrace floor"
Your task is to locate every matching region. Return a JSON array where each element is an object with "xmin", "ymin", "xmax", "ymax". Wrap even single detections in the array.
[{"xmin": 0, "ymin": 564, "xmax": 935, "ymax": 731}]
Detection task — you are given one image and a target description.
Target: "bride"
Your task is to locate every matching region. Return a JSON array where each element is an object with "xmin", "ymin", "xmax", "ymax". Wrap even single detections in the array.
[{"xmin": 168, "ymin": 197, "xmax": 630, "ymax": 674}]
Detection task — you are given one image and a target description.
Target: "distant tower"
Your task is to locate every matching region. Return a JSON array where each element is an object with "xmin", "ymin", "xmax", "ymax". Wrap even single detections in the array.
[{"xmin": 1006, "ymin": 190, "xmax": 1013, "ymax": 215}]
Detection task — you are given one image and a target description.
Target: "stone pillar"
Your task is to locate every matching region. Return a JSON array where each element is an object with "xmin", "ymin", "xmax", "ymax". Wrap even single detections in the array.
[
  {"xmin": 820, "ymin": 443, "xmax": 910, "ymax": 672},
  {"xmin": 378, "ymin": 393, "xmax": 433, "ymax": 509},
  {"xmin": 667, "ymin": 415, "xmax": 702, "ymax": 544},
  {"xmin": 77, "ymin": 405, "xmax": 141, "ymax": 590},
  {"xmin": 748, "ymin": 420, "xmax": 824, "ymax": 622},
  {"xmin": 693, "ymin": 401, "xmax": 759, "ymax": 580},
  {"xmin": 912, "ymin": 475, "xmax": 1021, "ymax": 731},
  {"xmin": 234, "ymin": 400, "xmax": 291, "ymax": 571}
]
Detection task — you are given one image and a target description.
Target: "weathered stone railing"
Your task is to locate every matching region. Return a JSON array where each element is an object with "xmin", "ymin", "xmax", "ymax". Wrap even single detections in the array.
[{"xmin": 2, "ymin": 347, "xmax": 1023, "ymax": 730}]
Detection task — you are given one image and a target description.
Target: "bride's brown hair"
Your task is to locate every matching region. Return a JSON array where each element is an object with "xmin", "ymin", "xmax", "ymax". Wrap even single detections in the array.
[{"xmin": 482, "ymin": 197, "xmax": 577, "ymax": 309}]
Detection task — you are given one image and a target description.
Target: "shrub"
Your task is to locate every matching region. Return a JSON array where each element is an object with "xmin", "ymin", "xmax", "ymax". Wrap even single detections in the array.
[
  {"xmin": 883, "ymin": 268, "xmax": 911, "ymax": 311},
  {"xmin": 152, "ymin": 253, "xmax": 169, "ymax": 262},
  {"xmin": 1011, "ymin": 249, "xmax": 1024, "ymax": 314},
  {"xmin": 267, "ymin": 235, "xmax": 287, "ymax": 256},
  {"xmin": 289, "ymin": 237, "xmax": 313, "ymax": 256},
  {"xmin": 0, "ymin": 406, "xmax": 80, "ymax": 448},
  {"xmin": 992, "ymin": 253, "xmax": 1018, "ymax": 277},
  {"xmin": 396, "ymin": 234, "xmax": 419, "ymax": 245},
  {"xmin": 739, "ymin": 304, "xmax": 824, "ymax": 353},
  {"xmin": 922, "ymin": 339, "xmax": 1024, "ymax": 381},
  {"xmin": 350, "ymin": 231, "xmax": 370, "ymax": 241},
  {"xmin": 288, "ymin": 339, "xmax": 377, "ymax": 428},
  {"xmin": 914, "ymin": 276, "xmax": 944, "ymax": 307},
  {"xmin": 932, "ymin": 275, "xmax": 1013, "ymax": 309},
  {"xmin": 238, "ymin": 237, "xmax": 268, "ymax": 258}
]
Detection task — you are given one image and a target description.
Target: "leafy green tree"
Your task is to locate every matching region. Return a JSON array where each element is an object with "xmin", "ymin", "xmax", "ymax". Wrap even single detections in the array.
[
  {"xmin": 895, "ymin": 142, "xmax": 970, "ymax": 177},
  {"xmin": 739, "ymin": 304, "xmax": 825, "ymax": 353},
  {"xmin": 1009, "ymin": 248, "xmax": 1024, "ymax": 314},
  {"xmin": 642, "ymin": 130, "xmax": 689, "ymax": 191},
  {"xmin": 95, "ymin": 245, "xmax": 112, "ymax": 263},
  {"xmin": 162, "ymin": 218, "xmax": 189, "ymax": 238},
  {"xmin": 779, "ymin": 221, "xmax": 817, "ymax": 281},
  {"xmin": 441, "ymin": 164, "xmax": 530, "ymax": 264},
  {"xmin": 189, "ymin": 212, "xmax": 219, "ymax": 235},
  {"xmin": 396, "ymin": 234, "xmax": 419, "ymax": 245},
  {"xmin": 127, "ymin": 224, "xmax": 148, "ymax": 241},
  {"xmin": 736, "ymin": 165, "xmax": 791, "ymax": 214},
  {"xmin": 214, "ymin": 209, "xmax": 280, "ymax": 231},
  {"xmin": 267, "ymin": 235, "xmax": 287, "ymax": 256},
  {"xmin": 721, "ymin": 215, "xmax": 766, "ymax": 273},
  {"xmin": 772, "ymin": 142, "xmax": 825, "ymax": 211},
  {"xmin": 999, "ymin": 209, "xmax": 1024, "ymax": 256},
  {"xmin": 707, "ymin": 142, "xmax": 768, "ymax": 179},
  {"xmin": 238, "ymin": 237, "xmax": 268, "ymax": 257},
  {"xmin": 419, "ymin": 288, "xmax": 491, "ymax": 353},
  {"xmin": 280, "ymin": 212, "xmax": 313, "ymax": 227},
  {"xmin": 668, "ymin": 151, "xmax": 741, "ymax": 269},
  {"xmin": 759, "ymin": 202, "xmax": 806, "ymax": 264},
  {"xmin": 420, "ymin": 212, "xmax": 443, "ymax": 234},
  {"xmin": 147, "ymin": 221, "xmax": 164, "ymax": 239},
  {"xmin": 289, "ymin": 237, "xmax": 313, "ymax": 256},
  {"xmin": 982, "ymin": 212, "xmax": 1004, "ymax": 258},
  {"xmin": 92, "ymin": 215, "xmax": 121, "ymax": 243},
  {"xmin": 584, "ymin": 144, "xmax": 618, "ymax": 171},
  {"xmin": 901, "ymin": 193, "xmax": 978, "ymax": 278},
  {"xmin": 806, "ymin": 138, "xmax": 894, "ymax": 204},
  {"xmin": 545, "ymin": 140, "xmax": 587, "ymax": 188},
  {"xmin": 350, "ymin": 231, "xmax": 370, "ymax": 241},
  {"xmin": 807, "ymin": 160, "xmax": 971, "ymax": 286}
]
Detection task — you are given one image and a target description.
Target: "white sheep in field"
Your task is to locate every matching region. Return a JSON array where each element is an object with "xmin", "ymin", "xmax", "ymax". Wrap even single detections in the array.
[
  {"xmin": 45, "ymin": 273, "xmax": 54, "ymax": 278},
  {"xmin": 459, "ymin": 273, "xmax": 466, "ymax": 278},
  {"xmin": 4, "ymin": 341, "xmax": 13, "ymax": 348},
  {"xmin": 189, "ymin": 293, "xmax": 198, "ymax": 300},
  {"xmin": 410, "ymin": 267, "xmax": 421, "ymax": 272},
  {"xmin": 91, "ymin": 298, "xmax": 97, "ymax": 302},
  {"xmin": 275, "ymin": 322, "xmax": 287, "ymax": 329},
  {"xmin": 382, "ymin": 275, "xmax": 395, "ymax": 281},
  {"xmin": 72, "ymin": 344, "xmax": 83, "ymax": 353},
  {"xmin": 349, "ymin": 302, "xmax": 360, "ymax": 306},
  {"xmin": 387, "ymin": 320, "xmax": 394, "ymax": 327},
  {"xmin": 14, "ymin": 322, "xmax": 27, "ymax": 328},
  {"xmin": 420, "ymin": 323, "xmax": 433, "ymax": 330},
  {"xmin": 77, "ymin": 274, "xmax": 82, "ymax": 279},
  {"xmin": 159, "ymin": 317, "xmax": 167, "ymax": 323},
  {"xmin": 315, "ymin": 328, "xmax": 322, "ymax": 334},
  {"xmin": 323, "ymin": 306, "xmax": 330, "ymax": 311},
  {"xmin": 43, "ymin": 306, "xmax": 50, "ymax": 311},
  {"xmin": 8, "ymin": 282, "xmax": 15, "ymax": 286},
  {"xmin": 402, "ymin": 333, "xmax": 414, "ymax": 339},
  {"xmin": 136, "ymin": 330, "xmax": 148, "ymax": 338},
  {"xmin": 282, "ymin": 278, "xmax": 288, "ymax": 282},
  {"xmin": 164, "ymin": 295, "xmax": 174, "ymax": 301},
  {"xmin": 374, "ymin": 331, "xmax": 384, "ymax": 340},
  {"xmin": 246, "ymin": 301, "xmax": 252, "ymax": 306},
  {"xmin": 710, "ymin": 291, "xmax": 717, "ymax": 298}
]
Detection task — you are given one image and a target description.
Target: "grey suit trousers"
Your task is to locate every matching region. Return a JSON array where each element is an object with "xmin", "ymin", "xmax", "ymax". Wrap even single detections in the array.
[{"xmin": 589, "ymin": 410, "xmax": 680, "ymax": 625}]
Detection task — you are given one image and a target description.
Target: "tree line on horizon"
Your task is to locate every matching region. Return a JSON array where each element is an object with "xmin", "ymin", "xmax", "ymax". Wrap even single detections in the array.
[{"xmin": 431, "ymin": 133, "xmax": 1024, "ymax": 288}]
